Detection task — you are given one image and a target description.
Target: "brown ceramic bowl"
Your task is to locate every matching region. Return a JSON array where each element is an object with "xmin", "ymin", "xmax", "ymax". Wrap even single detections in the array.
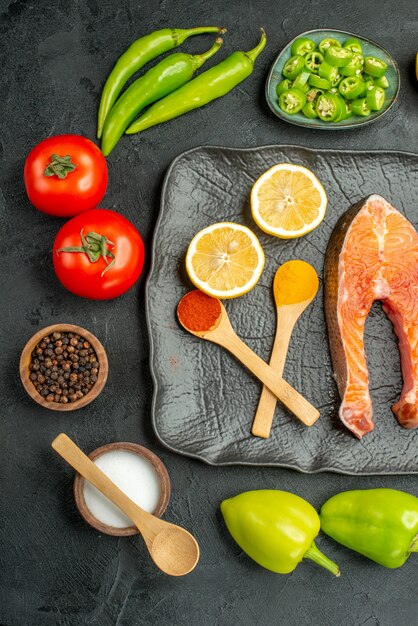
[
  {"xmin": 19, "ymin": 323, "xmax": 108, "ymax": 411},
  {"xmin": 73, "ymin": 442, "xmax": 171, "ymax": 536}
]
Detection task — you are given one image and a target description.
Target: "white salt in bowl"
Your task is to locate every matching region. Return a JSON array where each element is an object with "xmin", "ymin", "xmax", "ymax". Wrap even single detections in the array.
[{"xmin": 73, "ymin": 442, "xmax": 171, "ymax": 536}]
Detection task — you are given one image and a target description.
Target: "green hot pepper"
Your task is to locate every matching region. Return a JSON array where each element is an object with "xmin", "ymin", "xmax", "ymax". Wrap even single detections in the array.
[
  {"xmin": 283, "ymin": 54, "xmax": 305, "ymax": 80},
  {"xmin": 97, "ymin": 25, "xmax": 224, "ymax": 138},
  {"xmin": 318, "ymin": 60, "xmax": 339, "ymax": 83},
  {"xmin": 338, "ymin": 76, "xmax": 365, "ymax": 99},
  {"xmin": 366, "ymin": 85, "xmax": 385, "ymax": 110},
  {"xmin": 340, "ymin": 54, "xmax": 364, "ymax": 76},
  {"xmin": 374, "ymin": 74, "xmax": 389, "ymax": 89},
  {"xmin": 221, "ymin": 490, "xmax": 340, "ymax": 576},
  {"xmin": 279, "ymin": 88, "xmax": 306, "ymax": 114},
  {"xmin": 302, "ymin": 88, "xmax": 323, "ymax": 118},
  {"xmin": 343, "ymin": 37, "xmax": 363, "ymax": 54},
  {"xmin": 325, "ymin": 45, "xmax": 353, "ymax": 67},
  {"xmin": 320, "ymin": 489, "xmax": 418, "ymax": 569},
  {"xmin": 351, "ymin": 97, "xmax": 371, "ymax": 116},
  {"xmin": 101, "ymin": 38, "xmax": 223, "ymax": 155},
  {"xmin": 126, "ymin": 29, "xmax": 266, "ymax": 135},
  {"xmin": 290, "ymin": 37, "xmax": 316, "ymax": 56},
  {"xmin": 276, "ymin": 78, "xmax": 292, "ymax": 97},
  {"xmin": 364, "ymin": 55, "xmax": 388, "ymax": 77},
  {"xmin": 292, "ymin": 69, "xmax": 311, "ymax": 92},
  {"xmin": 304, "ymin": 51, "xmax": 324, "ymax": 73},
  {"xmin": 308, "ymin": 74, "xmax": 331, "ymax": 90},
  {"xmin": 319, "ymin": 38, "xmax": 341, "ymax": 55},
  {"xmin": 316, "ymin": 92, "xmax": 343, "ymax": 121}
]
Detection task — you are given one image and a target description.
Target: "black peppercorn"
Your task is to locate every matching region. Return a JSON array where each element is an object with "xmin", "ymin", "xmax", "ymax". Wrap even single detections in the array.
[{"xmin": 28, "ymin": 331, "xmax": 100, "ymax": 404}]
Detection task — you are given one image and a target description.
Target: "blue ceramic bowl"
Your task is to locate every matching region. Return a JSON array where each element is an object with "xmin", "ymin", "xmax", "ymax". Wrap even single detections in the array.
[{"xmin": 266, "ymin": 29, "xmax": 400, "ymax": 130}]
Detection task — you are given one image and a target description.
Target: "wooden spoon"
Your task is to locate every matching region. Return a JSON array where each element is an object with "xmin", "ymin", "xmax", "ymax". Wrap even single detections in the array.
[
  {"xmin": 177, "ymin": 293, "xmax": 319, "ymax": 426},
  {"xmin": 251, "ymin": 261, "xmax": 319, "ymax": 438},
  {"xmin": 52, "ymin": 434, "xmax": 200, "ymax": 576}
]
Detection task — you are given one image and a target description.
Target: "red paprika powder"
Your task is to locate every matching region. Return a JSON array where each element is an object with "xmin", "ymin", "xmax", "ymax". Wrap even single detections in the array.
[{"xmin": 177, "ymin": 290, "xmax": 221, "ymax": 332}]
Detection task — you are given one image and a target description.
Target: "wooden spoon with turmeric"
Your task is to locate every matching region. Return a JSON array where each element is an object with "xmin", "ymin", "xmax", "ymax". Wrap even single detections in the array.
[{"xmin": 252, "ymin": 261, "xmax": 319, "ymax": 439}]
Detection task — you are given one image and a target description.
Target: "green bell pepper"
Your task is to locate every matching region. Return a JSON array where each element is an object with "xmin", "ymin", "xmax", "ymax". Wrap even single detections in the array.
[
  {"xmin": 308, "ymin": 73, "xmax": 331, "ymax": 90},
  {"xmin": 325, "ymin": 45, "xmax": 353, "ymax": 67},
  {"xmin": 221, "ymin": 490, "xmax": 340, "ymax": 576},
  {"xmin": 319, "ymin": 38, "xmax": 341, "ymax": 55},
  {"xmin": 343, "ymin": 37, "xmax": 363, "ymax": 54},
  {"xmin": 338, "ymin": 76, "xmax": 365, "ymax": 99},
  {"xmin": 366, "ymin": 85, "xmax": 385, "ymax": 110},
  {"xmin": 291, "ymin": 37, "xmax": 316, "ymax": 56},
  {"xmin": 364, "ymin": 56, "xmax": 387, "ymax": 77},
  {"xmin": 304, "ymin": 51, "xmax": 324, "ymax": 74},
  {"xmin": 351, "ymin": 97, "xmax": 371, "ymax": 116},
  {"xmin": 279, "ymin": 88, "xmax": 306, "ymax": 114},
  {"xmin": 283, "ymin": 55, "xmax": 305, "ymax": 79},
  {"xmin": 276, "ymin": 78, "xmax": 292, "ymax": 97},
  {"xmin": 320, "ymin": 489, "xmax": 418, "ymax": 569}
]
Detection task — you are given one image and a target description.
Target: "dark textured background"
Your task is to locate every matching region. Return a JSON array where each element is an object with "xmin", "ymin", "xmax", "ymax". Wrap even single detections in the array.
[{"xmin": 1, "ymin": 1, "xmax": 417, "ymax": 625}]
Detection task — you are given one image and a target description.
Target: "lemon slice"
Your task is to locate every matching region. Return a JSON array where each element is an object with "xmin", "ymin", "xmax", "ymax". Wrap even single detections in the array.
[
  {"xmin": 251, "ymin": 163, "xmax": 327, "ymax": 238},
  {"xmin": 185, "ymin": 222, "xmax": 265, "ymax": 299}
]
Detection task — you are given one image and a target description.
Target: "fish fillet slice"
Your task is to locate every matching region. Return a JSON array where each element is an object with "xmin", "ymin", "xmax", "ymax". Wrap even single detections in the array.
[{"xmin": 325, "ymin": 195, "xmax": 418, "ymax": 438}]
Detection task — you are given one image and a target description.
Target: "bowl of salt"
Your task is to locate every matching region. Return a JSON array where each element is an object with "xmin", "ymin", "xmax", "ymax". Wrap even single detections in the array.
[{"xmin": 73, "ymin": 442, "xmax": 171, "ymax": 536}]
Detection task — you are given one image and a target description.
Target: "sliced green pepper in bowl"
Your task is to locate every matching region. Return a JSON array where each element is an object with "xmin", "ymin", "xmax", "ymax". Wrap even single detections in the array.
[
  {"xmin": 364, "ymin": 55, "xmax": 387, "ymax": 77},
  {"xmin": 343, "ymin": 37, "xmax": 363, "ymax": 54},
  {"xmin": 338, "ymin": 76, "xmax": 365, "ymax": 99},
  {"xmin": 319, "ymin": 38, "xmax": 341, "ymax": 54},
  {"xmin": 351, "ymin": 97, "xmax": 371, "ymax": 116},
  {"xmin": 325, "ymin": 45, "xmax": 353, "ymax": 67},
  {"xmin": 316, "ymin": 92, "xmax": 343, "ymax": 121},
  {"xmin": 366, "ymin": 85, "xmax": 385, "ymax": 110},
  {"xmin": 283, "ymin": 55, "xmax": 305, "ymax": 79},
  {"xmin": 291, "ymin": 36, "xmax": 316, "ymax": 56},
  {"xmin": 279, "ymin": 88, "xmax": 306, "ymax": 114}
]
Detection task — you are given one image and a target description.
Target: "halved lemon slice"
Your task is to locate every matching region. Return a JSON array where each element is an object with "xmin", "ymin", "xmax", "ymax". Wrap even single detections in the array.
[
  {"xmin": 251, "ymin": 163, "xmax": 327, "ymax": 238},
  {"xmin": 185, "ymin": 222, "xmax": 265, "ymax": 299}
]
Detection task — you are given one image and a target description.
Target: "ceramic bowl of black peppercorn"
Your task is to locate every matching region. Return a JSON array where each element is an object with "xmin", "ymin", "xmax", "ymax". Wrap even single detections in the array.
[{"xmin": 20, "ymin": 324, "xmax": 108, "ymax": 411}]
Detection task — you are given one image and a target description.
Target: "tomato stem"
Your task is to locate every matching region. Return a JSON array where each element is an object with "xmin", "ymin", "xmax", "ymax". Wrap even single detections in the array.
[
  {"xmin": 56, "ymin": 229, "xmax": 116, "ymax": 277},
  {"xmin": 44, "ymin": 154, "xmax": 77, "ymax": 179}
]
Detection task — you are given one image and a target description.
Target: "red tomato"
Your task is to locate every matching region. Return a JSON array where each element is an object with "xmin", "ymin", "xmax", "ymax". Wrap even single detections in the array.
[
  {"xmin": 24, "ymin": 135, "xmax": 108, "ymax": 217},
  {"xmin": 53, "ymin": 209, "xmax": 145, "ymax": 299}
]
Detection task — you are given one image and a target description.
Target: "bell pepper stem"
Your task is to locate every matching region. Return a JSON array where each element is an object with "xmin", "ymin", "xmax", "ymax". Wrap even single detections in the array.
[
  {"xmin": 193, "ymin": 38, "xmax": 224, "ymax": 69},
  {"xmin": 304, "ymin": 542, "xmax": 341, "ymax": 577},
  {"xmin": 245, "ymin": 28, "xmax": 267, "ymax": 64}
]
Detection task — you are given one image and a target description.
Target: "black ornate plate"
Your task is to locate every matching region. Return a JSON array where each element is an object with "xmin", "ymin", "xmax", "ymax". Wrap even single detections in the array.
[{"xmin": 146, "ymin": 145, "xmax": 418, "ymax": 474}]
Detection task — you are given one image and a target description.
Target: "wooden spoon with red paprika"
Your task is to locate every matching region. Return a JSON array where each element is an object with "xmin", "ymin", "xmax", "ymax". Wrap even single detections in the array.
[{"xmin": 177, "ymin": 291, "xmax": 319, "ymax": 427}]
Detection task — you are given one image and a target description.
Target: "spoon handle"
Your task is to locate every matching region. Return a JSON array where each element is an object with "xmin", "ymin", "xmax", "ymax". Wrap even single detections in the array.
[
  {"xmin": 221, "ymin": 330, "xmax": 319, "ymax": 426},
  {"xmin": 252, "ymin": 308, "xmax": 296, "ymax": 438},
  {"xmin": 51, "ymin": 433, "xmax": 153, "ymax": 533}
]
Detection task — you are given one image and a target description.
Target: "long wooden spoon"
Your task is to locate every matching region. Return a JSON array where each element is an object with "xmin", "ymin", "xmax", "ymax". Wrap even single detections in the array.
[
  {"xmin": 177, "ymin": 292, "xmax": 319, "ymax": 426},
  {"xmin": 52, "ymin": 433, "xmax": 200, "ymax": 576},
  {"xmin": 252, "ymin": 261, "xmax": 319, "ymax": 438}
]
